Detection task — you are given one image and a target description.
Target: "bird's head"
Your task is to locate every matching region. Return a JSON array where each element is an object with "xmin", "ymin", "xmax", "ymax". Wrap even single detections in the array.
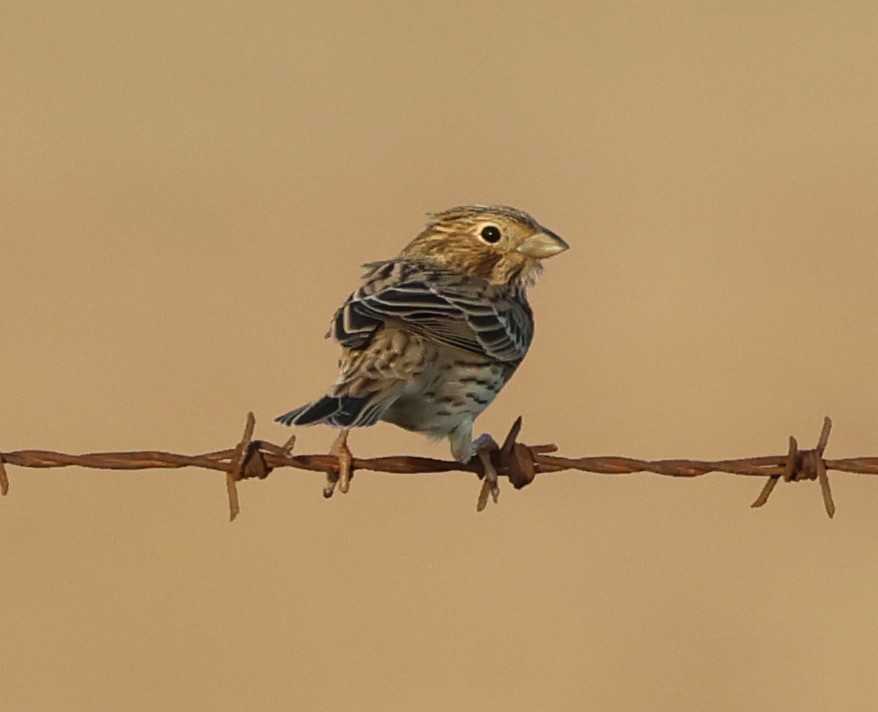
[{"xmin": 401, "ymin": 205, "xmax": 569, "ymax": 286}]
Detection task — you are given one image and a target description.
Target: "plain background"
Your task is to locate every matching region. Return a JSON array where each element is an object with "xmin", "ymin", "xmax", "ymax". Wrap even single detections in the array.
[{"xmin": 2, "ymin": 2, "xmax": 877, "ymax": 710}]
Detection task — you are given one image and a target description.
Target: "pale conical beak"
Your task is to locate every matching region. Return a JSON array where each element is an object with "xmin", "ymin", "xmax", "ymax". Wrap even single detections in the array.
[{"xmin": 517, "ymin": 230, "xmax": 569, "ymax": 259}]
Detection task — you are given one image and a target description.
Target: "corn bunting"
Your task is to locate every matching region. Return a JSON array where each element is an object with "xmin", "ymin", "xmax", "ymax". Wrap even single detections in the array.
[{"xmin": 277, "ymin": 205, "xmax": 568, "ymax": 507}]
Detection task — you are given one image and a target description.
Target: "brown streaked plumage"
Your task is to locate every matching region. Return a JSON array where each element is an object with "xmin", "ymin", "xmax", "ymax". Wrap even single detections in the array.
[{"xmin": 276, "ymin": 205, "xmax": 568, "ymax": 506}]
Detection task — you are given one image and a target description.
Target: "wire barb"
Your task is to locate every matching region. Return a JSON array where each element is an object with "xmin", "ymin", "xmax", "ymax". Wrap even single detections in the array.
[
  {"xmin": 750, "ymin": 417, "xmax": 835, "ymax": 518},
  {"xmin": 1, "ymin": 414, "xmax": 875, "ymax": 520},
  {"xmin": 226, "ymin": 412, "xmax": 256, "ymax": 521},
  {"xmin": 0, "ymin": 455, "xmax": 9, "ymax": 496}
]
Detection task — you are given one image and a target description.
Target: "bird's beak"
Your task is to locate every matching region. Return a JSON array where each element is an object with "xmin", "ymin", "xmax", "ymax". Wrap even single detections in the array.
[{"xmin": 517, "ymin": 230, "xmax": 569, "ymax": 259}]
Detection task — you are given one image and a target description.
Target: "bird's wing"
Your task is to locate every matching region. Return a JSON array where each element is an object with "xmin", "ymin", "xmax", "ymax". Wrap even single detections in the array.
[{"xmin": 329, "ymin": 259, "xmax": 533, "ymax": 364}]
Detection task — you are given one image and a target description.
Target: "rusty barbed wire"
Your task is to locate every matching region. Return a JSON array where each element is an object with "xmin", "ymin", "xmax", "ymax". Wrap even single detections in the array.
[{"xmin": 2, "ymin": 414, "xmax": 877, "ymax": 520}]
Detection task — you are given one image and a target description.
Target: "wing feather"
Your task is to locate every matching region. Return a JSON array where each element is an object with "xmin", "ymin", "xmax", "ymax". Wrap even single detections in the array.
[{"xmin": 329, "ymin": 259, "xmax": 532, "ymax": 363}]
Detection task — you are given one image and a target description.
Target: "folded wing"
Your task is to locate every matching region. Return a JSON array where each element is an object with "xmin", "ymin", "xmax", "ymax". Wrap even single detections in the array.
[{"xmin": 329, "ymin": 259, "xmax": 533, "ymax": 365}]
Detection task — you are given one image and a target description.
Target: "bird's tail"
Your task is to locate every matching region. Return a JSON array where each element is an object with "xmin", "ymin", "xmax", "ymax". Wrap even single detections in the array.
[{"xmin": 275, "ymin": 392, "xmax": 388, "ymax": 429}]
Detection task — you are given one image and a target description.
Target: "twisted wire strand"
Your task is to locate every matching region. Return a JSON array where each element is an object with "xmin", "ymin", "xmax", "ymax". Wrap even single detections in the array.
[{"xmin": 2, "ymin": 414, "xmax": 875, "ymax": 520}]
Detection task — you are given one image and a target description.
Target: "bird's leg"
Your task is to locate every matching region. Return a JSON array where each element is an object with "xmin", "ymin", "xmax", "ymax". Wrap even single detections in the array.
[
  {"xmin": 325, "ymin": 428, "xmax": 354, "ymax": 498},
  {"xmin": 473, "ymin": 433, "xmax": 500, "ymax": 512},
  {"xmin": 450, "ymin": 425, "xmax": 501, "ymax": 511}
]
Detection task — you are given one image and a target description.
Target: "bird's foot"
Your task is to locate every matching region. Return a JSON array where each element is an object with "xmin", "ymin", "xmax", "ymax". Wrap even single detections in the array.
[
  {"xmin": 473, "ymin": 433, "xmax": 500, "ymax": 512},
  {"xmin": 324, "ymin": 429, "xmax": 354, "ymax": 498}
]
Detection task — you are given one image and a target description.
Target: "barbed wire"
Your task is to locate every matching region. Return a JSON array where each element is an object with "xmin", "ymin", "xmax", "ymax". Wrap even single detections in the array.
[{"xmin": 1, "ymin": 414, "xmax": 876, "ymax": 520}]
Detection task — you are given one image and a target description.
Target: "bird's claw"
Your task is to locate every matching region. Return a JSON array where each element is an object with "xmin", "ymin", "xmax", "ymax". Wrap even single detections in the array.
[
  {"xmin": 325, "ymin": 429, "xmax": 353, "ymax": 498},
  {"xmin": 474, "ymin": 434, "xmax": 500, "ymax": 512},
  {"xmin": 476, "ymin": 475, "xmax": 500, "ymax": 512}
]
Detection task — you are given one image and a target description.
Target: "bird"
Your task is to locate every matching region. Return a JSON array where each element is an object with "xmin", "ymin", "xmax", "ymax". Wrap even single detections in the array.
[{"xmin": 276, "ymin": 205, "xmax": 568, "ymax": 508}]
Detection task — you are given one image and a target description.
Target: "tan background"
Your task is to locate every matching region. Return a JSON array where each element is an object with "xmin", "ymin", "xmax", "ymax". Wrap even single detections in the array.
[{"xmin": 2, "ymin": 2, "xmax": 877, "ymax": 710}]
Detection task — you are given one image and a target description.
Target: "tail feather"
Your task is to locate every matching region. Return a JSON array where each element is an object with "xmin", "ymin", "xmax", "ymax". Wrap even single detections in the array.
[{"xmin": 275, "ymin": 393, "xmax": 385, "ymax": 428}]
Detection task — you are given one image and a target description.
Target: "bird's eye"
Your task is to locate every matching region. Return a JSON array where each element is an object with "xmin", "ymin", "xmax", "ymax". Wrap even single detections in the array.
[{"xmin": 480, "ymin": 225, "xmax": 502, "ymax": 244}]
